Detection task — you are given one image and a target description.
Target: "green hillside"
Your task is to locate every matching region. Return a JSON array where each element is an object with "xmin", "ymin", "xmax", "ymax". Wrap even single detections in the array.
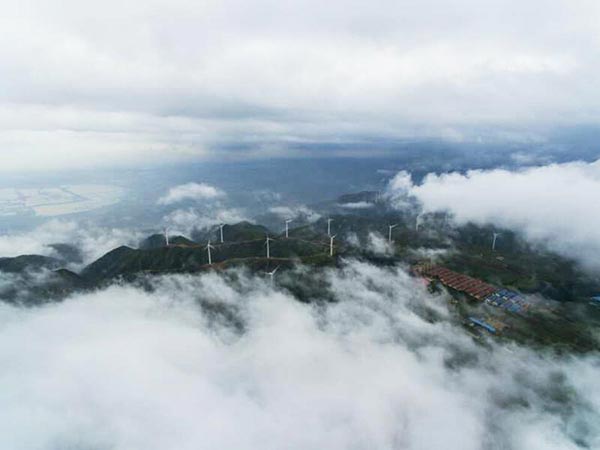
[
  {"xmin": 0, "ymin": 255, "xmax": 63, "ymax": 273},
  {"xmin": 82, "ymin": 227, "xmax": 331, "ymax": 283}
]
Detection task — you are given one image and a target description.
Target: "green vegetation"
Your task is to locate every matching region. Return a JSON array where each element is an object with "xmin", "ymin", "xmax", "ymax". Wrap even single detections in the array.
[
  {"xmin": 443, "ymin": 224, "xmax": 600, "ymax": 303},
  {"xmin": 83, "ymin": 221, "xmax": 335, "ymax": 283},
  {"xmin": 0, "ymin": 254, "xmax": 62, "ymax": 273},
  {"xmin": 2, "ymin": 192, "xmax": 599, "ymax": 352}
]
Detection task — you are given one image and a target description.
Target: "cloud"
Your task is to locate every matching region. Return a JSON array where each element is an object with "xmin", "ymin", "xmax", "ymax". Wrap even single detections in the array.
[
  {"xmin": 158, "ymin": 183, "xmax": 245, "ymax": 235},
  {"xmin": 0, "ymin": 220, "xmax": 143, "ymax": 270},
  {"xmin": 164, "ymin": 207, "xmax": 248, "ymax": 235},
  {"xmin": 344, "ymin": 232, "xmax": 361, "ymax": 247},
  {"xmin": 158, "ymin": 183, "xmax": 225, "ymax": 205},
  {"xmin": 385, "ymin": 171, "xmax": 415, "ymax": 210},
  {"xmin": 268, "ymin": 205, "xmax": 321, "ymax": 223},
  {"xmin": 410, "ymin": 247, "xmax": 453, "ymax": 263},
  {"xmin": 388, "ymin": 159, "xmax": 600, "ymax": 269},
  {"xmin": 338, "ymin": 201, "xmax": 374, "ymax": 209},
  {"xmin": 366, "ymin": 231, "xmax": 394, "ymax": 255},
  {"xmin": 0, "ymin": 261, "xmax": 597, "ymax": 449},
  {"xmin": 1, "ymin": 0, "xmax": 599, "ymax": 170}
]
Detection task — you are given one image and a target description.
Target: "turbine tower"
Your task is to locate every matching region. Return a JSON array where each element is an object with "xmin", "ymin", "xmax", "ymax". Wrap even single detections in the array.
[
  {"xmin": 265, "ymin": 266, "xmax": 279, "ymax": 285},
  {"xmin": 329, "ymin": 235, "xmax": 336, "ymax": 256},
  {"xmin": 205, "ymin": 240, "xmax": 215, "ymax": 265},
  {"xmin": 285, "ymin": 219, "xmax": 292, "ymax": 238},
  {"xmin": 388, "ymin": 224, "xmax": 398, "ymax": 243},
  {"xmin": 219, "ymin": 224, "xmax": 225, "ymax": 243},
  {"xmin": 265, "ymin": 235, "xmax": 274, "ymax": 259},
  {"xmin": 492, "ymin": 232, "xmax": 501, "ymax": 251},
  {"xmin": 163, "ymin": 227, "xmax": 170, "ymax": 246},
  {"xmin": 327, "ymin": 218, "xmax": 334, "ymax": 237}
]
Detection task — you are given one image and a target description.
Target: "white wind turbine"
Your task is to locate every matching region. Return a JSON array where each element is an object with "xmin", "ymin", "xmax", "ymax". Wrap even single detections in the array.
[
  {"xmin": 492, "ymin": 232, "xmax": 501, "ymax": 251},
  {"xmin": 219, "ymin": 224, "xmax": 225, "ymax": 243},
  {"xmin": 265, "ymin": 265, "xmax": 280, "ymax": 284},
  {"xmin": 265, "ymin": 235, "xmax": 274, "ymax": 259},
  {"xmin": 163, "ymin": 227, "xmax": 170, "ymax": 246},
  {"xmin": 388, "ymin": 224, "xmax": 398, "ymax": 243},
  {"xmin": 285, "ymin": 219, "xmax": 293, "ymax": 238},
  {"xmin": 327, "ymin": 218, "xmax": 334, "ymax": 237},
  {"xmin": 329, "ymin": 234, "xmax": 336, "ymax": 256},
  {"xmin": 205, "ymin": 240, "xmax": 215, "ymax": 265}
]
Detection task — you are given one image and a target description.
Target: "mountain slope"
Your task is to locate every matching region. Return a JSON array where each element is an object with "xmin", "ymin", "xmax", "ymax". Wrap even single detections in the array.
[{"xmin": 0, "ymin": 255, "xmax": 63, "ymax": 273}]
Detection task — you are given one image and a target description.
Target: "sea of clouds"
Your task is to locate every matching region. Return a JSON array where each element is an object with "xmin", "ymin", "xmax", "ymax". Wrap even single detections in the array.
[{"xmin": 0, "ymin": 260, "xmax": 597, "ymax": 450}]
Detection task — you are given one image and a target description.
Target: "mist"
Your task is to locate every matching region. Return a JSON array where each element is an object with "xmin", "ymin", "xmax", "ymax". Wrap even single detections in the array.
[
  {"xmin": 387, "ymin": 159, "xmax": 600, "ymax": 270},
  {"xmin": 0, "ymin": 261, "xmax": 597, "ymax": 450},
  {"xmin": 158, "ymin": 183, "xmax": 225, "ymax": 205},
  {"xmin": 0, "ymin": 220, "xmax": 144, "ymax": 270}
]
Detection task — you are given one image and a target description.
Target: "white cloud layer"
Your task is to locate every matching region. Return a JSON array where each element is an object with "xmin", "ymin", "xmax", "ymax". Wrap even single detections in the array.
[
  {"xmin": 388, "ymin": 159, "xmax": 600, "ymax": 269},
  {"xmin": 268, "ymin": 205, "xmax": 321, "ymax": 223},
  {"xmin": 158, "ymin": 183, "xmax": 225, "ymax": 205},
  {"xmin": 164, "ymin": 207, "xmax": 248, "ymax": 236},
  {"xmin": 367, "ymin": 231, "xmax": 394, "ymax": 255},
  {"xmin": 1, "ymin": 0, "xmax": 600, "ymax": 170},
  {"xmin": 0, "ymin": 261, "xmax": 597, "ymax": 449},
  {"xmin": 158, "ymin": 182, "xmax": 246, "ymax": 236},
  {"xmin": 339, "ymin": 201, "xmax": 374, "ymax": 209},
  {"xmin": 0, "ymin": 220, "xmax": 143, "ymax": 269}
]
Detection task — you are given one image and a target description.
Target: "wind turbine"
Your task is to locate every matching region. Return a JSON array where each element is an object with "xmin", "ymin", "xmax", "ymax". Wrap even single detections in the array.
[
  {"xmin": 492, "ymin": 232, "xmax": 501, "ymax": 251},
  {"xmin": 329, "ymin": 235, "xmax": 336, "ymax": 256},
  {"xmin": 285, "ymin": 219, "xmax": 292, "ymax": 238},
  {"xmin": 219, "ymin": 224, "xmax": 225, "ymax": 243},
  {"xmin": 327, "ymin": 218, "xmax": 334, "ymax": 237},
  {"xmin": 388, "ymin": 224, "xmax": 398, "ymax": 243},
  {"xmin": 205, "ymin": 240, "xmax": 215, "ymax": 265},
  {"xmin": 265, "ymin": 235, "xmax": 274, "ymax": 259},
  {"xmin": 163, "ymin": 227, "xmax": 170, "ymax": 246},
  {"xmin": 265, "ymin": 265, "xmax": 279, "ymax": 284}
]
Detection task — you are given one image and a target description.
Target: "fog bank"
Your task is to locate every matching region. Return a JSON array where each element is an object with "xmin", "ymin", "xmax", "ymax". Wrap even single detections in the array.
[{"xmin": 0, "ymin": 261, "xmax": 597, "ymax": 449}]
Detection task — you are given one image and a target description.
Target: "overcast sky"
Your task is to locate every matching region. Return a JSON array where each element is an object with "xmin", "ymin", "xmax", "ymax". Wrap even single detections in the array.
[{"xmin": 2, "ymin": 0, "xmax": 599, "ymax": 171}]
